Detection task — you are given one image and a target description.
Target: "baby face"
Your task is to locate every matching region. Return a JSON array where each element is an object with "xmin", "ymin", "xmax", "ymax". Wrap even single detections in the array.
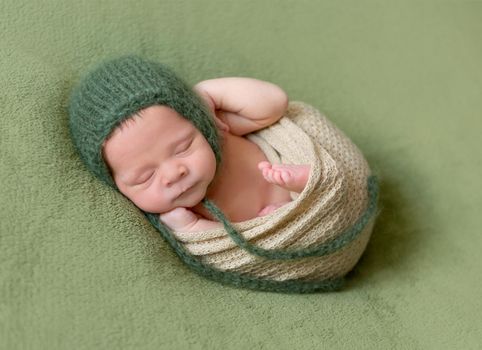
[{"xmin": 102, "ymin": 105, "xmax": 217, "ymax": 214}]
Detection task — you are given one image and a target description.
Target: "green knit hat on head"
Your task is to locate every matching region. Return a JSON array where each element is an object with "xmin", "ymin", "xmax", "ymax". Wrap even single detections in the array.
[{"xmin": 68, "ymin": 54, "xmax": 222, "ymax": 191}]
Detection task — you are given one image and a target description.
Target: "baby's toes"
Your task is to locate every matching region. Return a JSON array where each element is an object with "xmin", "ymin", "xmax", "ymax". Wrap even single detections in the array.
[
  {"xmin": 263, "ymin": 168, "xmax": 283, "ymax": 185},
  {"xmin": 264, "ymin": 169, "xmax": 279, "ymax": 184},
  {"xmin": 273, "ymin": 170, "xmax": 286, "ymax": 185},
  {"xmin": 258, "ymin": 161, "xmax": 271, "ymax": 170},
  {"xmin": 280, "ymin": 170, "xmax": 291, "ymax": 184},
  {"xmin": 262, "ymin": 168, "xmax": 271, "ymax": 181},
  {"xmin": 268, "ymin": 166, "xmax": 290, "ymax": 185}
]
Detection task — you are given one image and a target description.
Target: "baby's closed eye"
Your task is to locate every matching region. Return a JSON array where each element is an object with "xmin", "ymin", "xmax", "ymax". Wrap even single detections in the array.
[
  {"xmin": 176, "ymin": 138, "xmax": 193, "ymax": 155},
  {"xmin": 133, "ymin": 171, "xmax": 155, "ymax": 185}
]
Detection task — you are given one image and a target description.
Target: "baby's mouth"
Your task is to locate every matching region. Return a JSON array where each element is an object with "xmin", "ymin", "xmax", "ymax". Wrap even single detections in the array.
[{"xmin": 178, "ymin": 183, "xmax": 195, "ymax": 197}]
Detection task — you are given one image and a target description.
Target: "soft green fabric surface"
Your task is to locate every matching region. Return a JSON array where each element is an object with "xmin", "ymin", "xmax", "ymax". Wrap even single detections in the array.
[{"xmin": 1, "ymin": 0, "xmax": 481, "ymax": 348}]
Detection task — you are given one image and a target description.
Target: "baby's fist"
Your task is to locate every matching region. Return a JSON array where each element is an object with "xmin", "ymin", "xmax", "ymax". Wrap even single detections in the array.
[{"xmin": 159, "ymin": 207, "xmax": 198, "ymax": 231}]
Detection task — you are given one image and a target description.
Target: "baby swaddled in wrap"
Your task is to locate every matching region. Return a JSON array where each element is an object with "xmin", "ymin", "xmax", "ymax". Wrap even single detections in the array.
[{"xmin": 68, "ymin": 55, "xmax": 380, "ymax": 293}]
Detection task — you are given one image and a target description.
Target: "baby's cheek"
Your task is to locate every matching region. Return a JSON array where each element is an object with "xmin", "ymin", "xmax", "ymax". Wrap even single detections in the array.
[
  {"xmin": 145, "ymin": 190, "xmax": 171, "ymax": 212},
  {"xmin": 124, "ymin": 189, "xmax": 157, "ymax": 213},
  {"xmin": 201, "ymin": 148, "xmax": 218, "ymax": 179}
]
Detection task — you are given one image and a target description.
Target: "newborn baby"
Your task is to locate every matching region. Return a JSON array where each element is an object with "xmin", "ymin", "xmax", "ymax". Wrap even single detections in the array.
[
  {"xmin": 101, "ymin": 78, "xmax": 311, "ymax": 232},
  {"xmin": 69, "ymin": 56, "xmax": 379, "ymax": 292}
]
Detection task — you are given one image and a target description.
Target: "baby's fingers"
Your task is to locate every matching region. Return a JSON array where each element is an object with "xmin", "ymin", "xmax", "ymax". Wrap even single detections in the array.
[{"xmin": 159, "ymin": 207, "xmax": 197, "ymax": 230}]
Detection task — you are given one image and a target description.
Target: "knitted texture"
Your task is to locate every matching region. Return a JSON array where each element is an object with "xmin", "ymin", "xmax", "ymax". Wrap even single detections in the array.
[
  {"xmin": 68, "ymin": 54, "xmax": 222, "ymax": 191},
  {"xmin": 142, "ymin": 102, "xmax": 380, "ymax": 293},
  {"xmin": 67, "ymin": 54, "xmax": 379, "ymax": 293},
  {"xmin": 150, "ymin": 101, "xmax": 380, "ymax": 284}
]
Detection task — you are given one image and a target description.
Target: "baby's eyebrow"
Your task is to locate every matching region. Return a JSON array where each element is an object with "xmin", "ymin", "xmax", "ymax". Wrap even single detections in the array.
[{"xmin": 121, "ymin": 130, "xmax": 194, "ymax": 183}]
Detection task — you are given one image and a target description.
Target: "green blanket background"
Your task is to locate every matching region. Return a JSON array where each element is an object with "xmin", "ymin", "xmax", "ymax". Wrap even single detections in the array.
[{"xmin": 1, "ymin": 0, "xmax": 481, "ymax": 348}]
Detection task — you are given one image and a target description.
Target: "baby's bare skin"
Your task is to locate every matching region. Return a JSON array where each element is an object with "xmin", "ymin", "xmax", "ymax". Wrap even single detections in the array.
[
  {"xmin": 103, "ymin": 76, "xmax": 297, "ymax": 233},
  {"xmin": 159, "ymin": 161, "xmax": 311, "ymax": 231},
  {"xmin": 257, "ymin": 161, "xmax": 310, "ymax": 194},
  {"xmin": 257, "ymin": 161, "xmax": 310, "ymax": 216}
]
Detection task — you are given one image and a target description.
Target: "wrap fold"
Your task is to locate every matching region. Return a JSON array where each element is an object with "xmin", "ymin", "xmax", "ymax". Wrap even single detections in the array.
[{"xmin": 145, "ymin": 101, "xmax": 380, "ymax": 293}]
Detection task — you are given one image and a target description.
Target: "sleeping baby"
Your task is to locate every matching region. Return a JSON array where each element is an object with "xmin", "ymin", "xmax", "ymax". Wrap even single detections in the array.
[
  {"xmin": 69, "ymin": 55, "xmax": 379, "ymax": 292},
  {"xmin": 101, "ymin": 77, "xmax": 311, "ymax": 233}
]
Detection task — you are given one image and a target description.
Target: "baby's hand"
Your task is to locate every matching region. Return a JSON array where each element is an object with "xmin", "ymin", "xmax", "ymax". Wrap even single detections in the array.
[
  {"xmin": 159, "ymin": 207, "xmax": 198, "ymax": 231},
  {"xmin": 159, "ymin": 207, "xmax": 224, "ymax": 232}
]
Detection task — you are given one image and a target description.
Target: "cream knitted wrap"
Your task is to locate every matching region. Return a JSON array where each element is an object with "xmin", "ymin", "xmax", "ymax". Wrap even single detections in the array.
[{"xmin": 170, "ymin": 101, "xmax": 379, "ymax": 282}]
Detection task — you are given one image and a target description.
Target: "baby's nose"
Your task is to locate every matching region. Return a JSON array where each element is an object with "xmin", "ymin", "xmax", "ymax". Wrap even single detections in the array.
[{"xmin": 162, "ymin": 164, "xmax": 188, "ymax": 186}]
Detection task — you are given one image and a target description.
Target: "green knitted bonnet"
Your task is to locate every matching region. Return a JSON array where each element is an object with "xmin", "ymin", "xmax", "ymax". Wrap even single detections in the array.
[{"xmin": 68, "ymin": 54, "xmax": 222, "ymax": 192}]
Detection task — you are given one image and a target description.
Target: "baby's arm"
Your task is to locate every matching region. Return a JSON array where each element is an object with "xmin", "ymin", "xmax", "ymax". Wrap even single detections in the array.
[
  {"xmin": 193, "ymin": 77, "xmax": 289, "ymax": 136},
  {"xmin": 159, "ymin": 207, "xmax": 222, "ymax": 232}
]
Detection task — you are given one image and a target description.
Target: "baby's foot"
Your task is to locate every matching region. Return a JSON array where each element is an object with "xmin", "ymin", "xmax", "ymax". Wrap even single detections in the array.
[{"xmin": 258, "ymin": 161, "xmax": 310, "ymax": 193}]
